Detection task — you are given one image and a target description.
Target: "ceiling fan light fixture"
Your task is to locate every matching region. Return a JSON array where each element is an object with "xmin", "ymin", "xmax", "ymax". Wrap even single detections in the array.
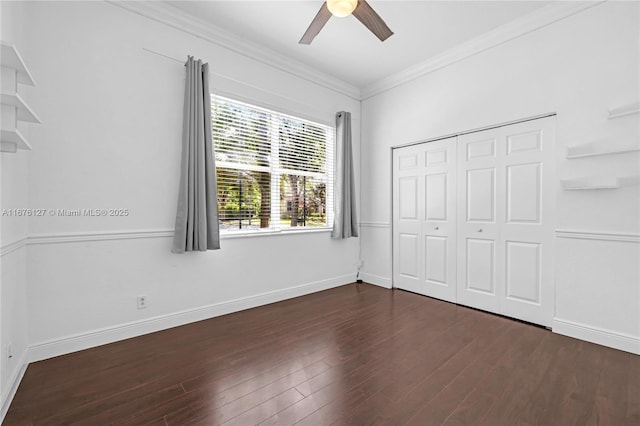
[{"xmin": 327, "ymin": 0, "xmax": 358, "ymax": 17}]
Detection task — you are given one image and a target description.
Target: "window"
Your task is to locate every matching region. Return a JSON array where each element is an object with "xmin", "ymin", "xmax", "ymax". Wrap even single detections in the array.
[{"xmin": 212, "ymin": 95, "xmax": 334, "ymax": 233}]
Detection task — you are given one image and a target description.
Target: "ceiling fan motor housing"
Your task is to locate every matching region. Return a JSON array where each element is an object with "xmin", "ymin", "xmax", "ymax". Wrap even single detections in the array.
[
  {"xmin": 327, "ymin": 0, "xmax": 358, "ymax": 17},
  {"xmin": 300, "ymin": 0, "xmax": 393, "ymax": 45}
]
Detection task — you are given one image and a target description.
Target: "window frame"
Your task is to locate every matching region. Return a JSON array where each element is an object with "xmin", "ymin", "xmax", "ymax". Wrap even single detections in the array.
[{"xmin": 211, "ymin": 94, "xmax": 335, "ymax": 238}]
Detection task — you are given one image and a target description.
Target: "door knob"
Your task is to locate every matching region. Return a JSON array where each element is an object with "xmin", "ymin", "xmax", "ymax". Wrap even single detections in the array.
[{"xmin": 435, "ymin": 226, "xmax": 439, "ymax": 230}]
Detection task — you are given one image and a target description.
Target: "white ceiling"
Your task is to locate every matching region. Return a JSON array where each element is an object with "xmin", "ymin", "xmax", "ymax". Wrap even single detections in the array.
[{"xmin": 164, "ymin": 1, "xmax": 551, "ymax": 90}]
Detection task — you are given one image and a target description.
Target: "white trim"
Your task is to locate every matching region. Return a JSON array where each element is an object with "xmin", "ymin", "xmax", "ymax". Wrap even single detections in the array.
[
  {"xmin": 106, "ymin": 1, "xmax": 603, "ymax": 102},
  {"xmin": 21, "ymin": 227, "xmax": 334, "ymax": 246},
  {"xmin": 0, "ymin": 351, "xmax": 28, "ymax": 424},
  {"xmin": 360, "ymin": 273, "xmax": 392, "ymax": 289},
  {"xmin": 555, "ymin": 230, "xmax": 639, "ymax": 243},
  {"xmin": 361, "ymin": 1, "xmax": 604, "ymax": 99},
  {"xmin": 608, "ymin": 101, "xmax": 640, "ymax": 119},
  {"xmin": 392, "ymin": 113, "xmax": 556, "ymax": 151},
  {"xmin": 360, "ymin": 221, "xmax": 391, "ymax": 229},
  {"xmin": 28, "ymin": 229, "xmax": 174, "ymax": 245},
  {"xmin": 220, "ymin": 227, "xmax": 332, "ymax": 239},
  {"xmin": 553, "ymin": 318, "xmax": 640, "ymax": 355},
  {"xmin": 0, "ymin": 237, "xmax": 27, "ymax": 257},
  {"xmin": 106, "ymin": 1, "xmax": 361, "ymax": 100},
  {"xmin": 27, "ymin": 274, "xmax": 354, "ymax": 363}
]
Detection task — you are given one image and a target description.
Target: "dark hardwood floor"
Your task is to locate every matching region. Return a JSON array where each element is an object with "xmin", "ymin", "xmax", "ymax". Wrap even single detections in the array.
[{"xmin": 5, "ymin": 283, "xmax": 639, "ymax": 425}]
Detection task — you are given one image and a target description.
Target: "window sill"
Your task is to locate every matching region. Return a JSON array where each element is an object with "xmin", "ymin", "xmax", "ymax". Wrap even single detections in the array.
[{"xmin": 220, "ymin": 227, "xmax": 332, "ymax": 240}]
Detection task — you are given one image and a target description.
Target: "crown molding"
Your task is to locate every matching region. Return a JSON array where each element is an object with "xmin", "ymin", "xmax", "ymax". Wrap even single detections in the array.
[
  {"xmin": 360, "ymin": 1, "xmax": 606, "ymax": 100},
  {"xmin": 108, "ymin": 1, "xmax": 605, "ymax": 102},
  {"xmin": 106, "ymin": 1, "xmax": 361, "ymax": 100}
]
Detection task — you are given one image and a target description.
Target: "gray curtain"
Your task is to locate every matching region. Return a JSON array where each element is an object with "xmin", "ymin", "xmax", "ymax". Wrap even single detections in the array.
[
  {"xmin": 332, "ymin": 111, "xmax": 358, "ymax": 239},
  {"xmin": 172, "ymin": 56, "xmax": 220, "ymax": 252}
]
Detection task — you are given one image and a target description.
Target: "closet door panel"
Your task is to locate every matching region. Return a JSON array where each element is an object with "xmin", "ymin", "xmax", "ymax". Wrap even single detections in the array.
[
  {"xmin": 393, "ymin": 137, "xmax": 457, "ymax": 302},
  {"xmin": 422, "ymin": 138, "xmax": 457, "ymax": 302},
  {"xmin": 500, "ymin": 117, "xmax": 556, "ymax": 326},
  {"xmin": 457, "ymin": 116, "xmax": 555, "ymax": 326},
  {"xmin": 457, "ymin": 133, "xmax": 501, "ymax": 314},
  {"xmin": 393, "ymin": 146, "xmax": 423, "ymax": 293}
]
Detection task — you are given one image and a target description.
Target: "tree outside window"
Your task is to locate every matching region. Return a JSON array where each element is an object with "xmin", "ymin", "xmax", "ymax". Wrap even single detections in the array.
[{"xmin": 212, "ymin": 96, "xmax": 334, "ymax": 232}]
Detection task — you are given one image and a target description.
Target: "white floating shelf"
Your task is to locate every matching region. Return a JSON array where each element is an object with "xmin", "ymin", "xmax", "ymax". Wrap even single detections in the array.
[
  {"xmin": 1, "ymin": 43, "xmax": 38, "ymax": 154},
  {"xmin": 1, "ymin": 93, "xmax": 40, "ymax": 123},
  {"xmin": 609, "ymin": 101, "xmax": 640, "ymax": 119},
  {"xmin": 1, "ymin": 142, "xmax": 17, "ymax": 153},
  {"xmin": 566, "ymin": 140, "xmax": 640, "ymax": 159},
  {"xmin": 1, "ymin": 129, "xmax": 32, "ymax": 152},
  {"xmin": 561, "ymin": 177, "xmax": 619, "ymax": 190},
  {"xmin": 1, "ymin": 42, "xmax": 35, "ymax": 86}
]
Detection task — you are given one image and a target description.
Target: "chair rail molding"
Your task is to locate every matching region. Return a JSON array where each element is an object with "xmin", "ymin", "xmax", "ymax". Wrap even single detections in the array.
[
  {"xmin": 360, "ymin": 221, "xmax": 391, "ymax": 228},
  {"xmin": 27, "ymin": 229, "xmax": 175, "ymax": 245},
  {"xmin": 0, "ymin": 237, "xmax": 27, "ymax": 257},
  {"xmin": 555, "ymin": 229, "xmax": 640, "ymax": 243}
]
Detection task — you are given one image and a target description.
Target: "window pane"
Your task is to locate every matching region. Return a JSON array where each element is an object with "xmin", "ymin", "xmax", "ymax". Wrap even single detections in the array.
[
  {"xmin": 212, "ymin": 95, "xmax": 334, "ymax": 233},
  {"xmin": 212, "ymin": 100, "xmax": 271, "ymax": 167},
  {"xmin": 280, "ymin": 174, "xmax": 327, "ymax": 228},
  {"xmin": 279, "ymin": 118, "xmax": 327, "ymax": 174},
  {"xmin": 217, "ymin": 167, "xmax": 271, "ymax": 231}
]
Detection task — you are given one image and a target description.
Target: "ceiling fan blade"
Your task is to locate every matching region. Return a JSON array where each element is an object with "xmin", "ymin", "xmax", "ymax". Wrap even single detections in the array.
[
  {"xmin": 352, "ymin": 0, "xmax": 394, "ymax": 42},
  {"xmin": 299, "ymin": 2, "xmax": 332, "ymax": 45}
]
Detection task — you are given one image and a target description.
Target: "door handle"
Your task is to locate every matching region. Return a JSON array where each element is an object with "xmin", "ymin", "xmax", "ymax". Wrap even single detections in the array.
[{"xmin": 478, "ymin": 229, "xmax": 483, "ymax": 233}]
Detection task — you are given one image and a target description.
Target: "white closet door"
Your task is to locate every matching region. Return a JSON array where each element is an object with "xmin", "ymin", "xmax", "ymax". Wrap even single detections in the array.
[
  {"xmin": 393, "ymin": 144, "xmax": 423, "ymax": 293},
  {"xmin": 457, "ymin": 116, "xmax": 556, "ymax": 326},
  {"xmin": 393, "ymin": 138, "xmax": 457, "ymax": 302},
  {"xmin": 456, "ymin": 131, "xmax": 501, "ymax": 314},
  {"xmin": 500, "ymin": 118, "xmax": 556, "ymax": 325}
]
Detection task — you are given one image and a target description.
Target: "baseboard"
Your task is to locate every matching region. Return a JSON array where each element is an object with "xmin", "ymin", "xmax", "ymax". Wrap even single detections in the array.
[
  {"xmin": 1, "ymin": 351, "xmax": 28, "ymax": 424},
  {"xmin": 553, "ymin": 318, "xmax": 640, "ymax": 355},
  {"xmin": 27, "ymin": 274, "xmax": 354, "ymax": 363},
  {"xmin": 360, "ymin": 273, "xmax": 392, "ymax": 289}
]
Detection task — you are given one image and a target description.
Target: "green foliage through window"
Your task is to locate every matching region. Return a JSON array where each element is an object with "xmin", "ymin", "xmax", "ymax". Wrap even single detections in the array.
[{"xmin": 212, "ymin": 96, "xmax": 334, "ymax": 232}]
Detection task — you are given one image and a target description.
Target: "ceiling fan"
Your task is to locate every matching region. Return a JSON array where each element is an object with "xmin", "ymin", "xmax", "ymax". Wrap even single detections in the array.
[{"xmin": 299, "ymin": 0, "xmax": 394, "ymax": 45}]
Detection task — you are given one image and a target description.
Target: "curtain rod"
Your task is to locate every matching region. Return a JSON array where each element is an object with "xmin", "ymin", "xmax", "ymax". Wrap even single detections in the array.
[
  {"xmin": 143, "ymin": 47, "xmax": 227, "ymax": 80},
  {"xmin": 142, "ymin": 46, "xmax": 335, "ymax": 126},
  {"xmin": 143, "ymin": 47, "xmax": 229, "ymax": 80},
  {"xmin": 143, "ymin": 47, "xmax": 185, "ymax": 64}
]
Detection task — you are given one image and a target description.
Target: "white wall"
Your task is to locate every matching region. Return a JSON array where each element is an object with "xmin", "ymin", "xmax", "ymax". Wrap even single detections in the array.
[
  {"xmin": 2, "ymin": 3, "xmax": 638, "ymax": 418},
  {"xmin": 361, "ymin": 2, "xmax": 639, "ymax": 353},
  {"xmin": 10, "ymin": 1, "xmax": 360, "ymax": 360},
  {"xmin": 0, "ymin": 0, "xmax": 31, "ymax": 412}
]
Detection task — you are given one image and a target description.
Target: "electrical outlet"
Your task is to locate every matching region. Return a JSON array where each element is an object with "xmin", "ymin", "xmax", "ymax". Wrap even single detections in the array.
[{"xmin": 137, "ymin": 295, "xmax": 148, "ymax": 309}]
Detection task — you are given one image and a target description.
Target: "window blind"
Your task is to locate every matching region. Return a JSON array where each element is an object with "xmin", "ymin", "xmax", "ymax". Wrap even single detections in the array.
[{"xmin": 212, "ymin": 95, "xmax": 334, "ymax": 232}]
